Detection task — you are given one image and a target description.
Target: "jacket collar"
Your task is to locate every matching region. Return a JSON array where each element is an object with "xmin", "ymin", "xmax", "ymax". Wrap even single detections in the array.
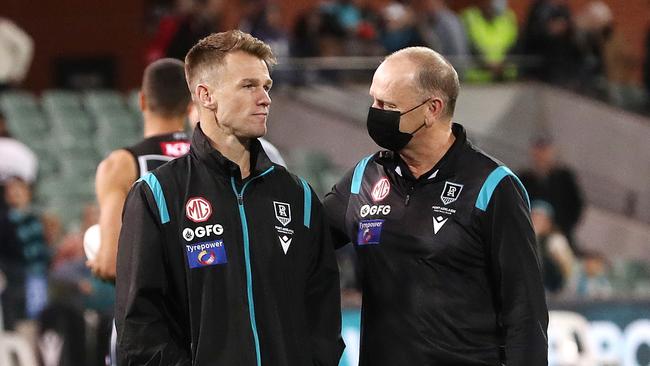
[
  {"xmin": 190, "ymin": 123, "xmax": 275, "ymax": 179},
  {"xmin": 377, "ymin": 122, "xmax": 467, "ymax": 183}
]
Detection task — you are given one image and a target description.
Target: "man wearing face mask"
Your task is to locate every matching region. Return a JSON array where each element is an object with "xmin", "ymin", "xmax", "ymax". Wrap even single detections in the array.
[
  {"xmin": 323, "ymin": 47, "xmax": 548, "ymax": 365},
  {"xmin": 115, "ymin": 30, "xmax": 344, "ymax": 366}
]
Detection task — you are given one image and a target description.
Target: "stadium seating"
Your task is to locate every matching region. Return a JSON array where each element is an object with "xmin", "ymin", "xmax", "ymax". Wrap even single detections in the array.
[{"xmin": 0, "ymin": 89, "xmax": 142, "ymax": 229}]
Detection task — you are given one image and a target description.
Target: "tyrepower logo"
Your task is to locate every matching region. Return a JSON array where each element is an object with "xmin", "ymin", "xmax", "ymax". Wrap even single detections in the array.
[
  {"xmin": 160, "ymin": 141, "xmax": 190, "ymax": 157},
  {"xmin": 186, "ymin": 197, "xmax": 212, "ymax": 222},
  {"xmin": 371, "ymin": 178, "xmax": 390, "ymax": 202}
]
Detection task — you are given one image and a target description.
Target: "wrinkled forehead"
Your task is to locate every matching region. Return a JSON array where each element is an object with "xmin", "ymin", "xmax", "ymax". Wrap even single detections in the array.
[{"xmin": 369, "ymin": 58, "xmax": 418, "ymax": 103}]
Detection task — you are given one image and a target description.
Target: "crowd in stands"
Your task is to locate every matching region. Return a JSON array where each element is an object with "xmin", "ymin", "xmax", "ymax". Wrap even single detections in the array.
[{"xmin": 144, "ymin": 0, "xmax": 650, "ymax": 112}]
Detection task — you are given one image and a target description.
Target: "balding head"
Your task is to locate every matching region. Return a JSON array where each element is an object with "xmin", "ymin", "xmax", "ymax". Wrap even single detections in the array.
[{"xmin": 384, "ymin": 47, "xmax": 459, "ymax": 118}]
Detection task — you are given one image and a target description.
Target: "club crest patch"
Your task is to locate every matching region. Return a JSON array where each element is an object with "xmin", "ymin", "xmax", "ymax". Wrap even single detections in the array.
[
  {"xmin": 441, "ymin": 181, "xmax": 463, "ymax": 205},
  {"xmin": 357, "ymin": 219, "xmax": 384, "ymax": 245},
  {"xmin": 273, "ymin": 201, "xmax": 291, "ymax": 226}
]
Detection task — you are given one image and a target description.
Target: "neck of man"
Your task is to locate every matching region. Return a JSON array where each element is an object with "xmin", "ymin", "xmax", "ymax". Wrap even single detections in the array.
[
  {"xmin": 201, "ymin": 111, "xmax": 252, "ymax": 179},
  {"xmin": 143, "ymin": 113, "xmax": 185, "ymax": 138},
  {"xmin": 399, "ymin": 121, "xmax": 455, "ymax": 179}
]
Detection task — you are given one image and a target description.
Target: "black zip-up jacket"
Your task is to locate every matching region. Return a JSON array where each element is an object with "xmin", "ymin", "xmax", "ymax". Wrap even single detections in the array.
[
  {"xmin": 323, "ymin": 123, "xmax": 548, "ymax": 366},
  {"xmin": 116, "ymin": 125, "xmax": 344, "ymax": 366}
]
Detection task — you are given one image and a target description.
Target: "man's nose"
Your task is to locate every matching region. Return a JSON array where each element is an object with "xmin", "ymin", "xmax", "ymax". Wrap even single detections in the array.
[{"xmin": 259, "ymin": 89, "xmax": 271, "ymax": 106}]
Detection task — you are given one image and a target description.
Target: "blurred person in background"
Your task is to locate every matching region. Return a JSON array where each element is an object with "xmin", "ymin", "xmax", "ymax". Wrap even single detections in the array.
[
  {"xmin": 146, "ymin": 0, "xmax": 225, "ymax": 63},
  {"xmin": 0, "ymin": 177, "xmax": 50, "ymax": 330},
  {"xmin": 574, "ymin": 250, "xmax": 613, "ymax": 299},
  {"xmin": 0, "ymin": 111, "xmax": 38, "ymax": 188},
  {"xmin": 378, "ymin": 1, "xmax": 424, "ymax": 53},
  {"xmin": 324, "ymin": 46, "xmax": 547, "ymax": 365},
  {"xmin": 531, "ymin": 200, "xmax": 575, "ymax": 295},
  {"xmin": 0, "ymin": 17, "xmax": 33, "ymax": 91},
  {"xmin": 519, "ymin": 135, "xmax": 584, "ymax": 255},
  {"xmin": 461, "ymin": 0, "xmax": 518, "ymax": 82},
  {"xmin": 573, "ymin": 1, "xmax": 613, "ymax": 96},
  {"xmin": 414, "ymin": 0, "xmax": 468, "ymax": 65},
  {"xmin": 521, "ymin": 0, "xmax": 583, "ymax": 86}
]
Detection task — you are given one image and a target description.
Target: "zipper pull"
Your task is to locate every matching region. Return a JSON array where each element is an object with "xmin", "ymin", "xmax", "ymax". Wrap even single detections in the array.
[
  {"xmin": 405, "ymin": 185, "xmax": 415, "ymax": 206},
  {"xmin": 237, "ymin": 194, "xmax": 243, "ymax": 206}
]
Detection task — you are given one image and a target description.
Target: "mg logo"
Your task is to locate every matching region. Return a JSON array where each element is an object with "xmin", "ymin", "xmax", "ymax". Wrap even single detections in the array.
[
  {"xmin": 186, "ymin": 197, "xmax": 212, "ymax": 222},
  {"xmin": 371, "ymin": 178, "xmax": 390, "ymax": 202}
]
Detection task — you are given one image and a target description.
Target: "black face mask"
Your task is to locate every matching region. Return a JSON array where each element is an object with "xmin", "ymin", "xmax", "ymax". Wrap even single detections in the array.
[{"xmin": 366, "ymin": 99, "xmax": 428, "ymax": 151}]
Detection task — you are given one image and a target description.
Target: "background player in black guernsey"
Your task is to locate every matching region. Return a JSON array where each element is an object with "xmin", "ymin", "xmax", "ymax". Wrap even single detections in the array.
[
  {"xmin": 324, "ymin": 46, "xmax": 548, "ymax": 366},
  {"xmin": 88, "ymin": 58, "xmax": 191, "ymax": 281}
]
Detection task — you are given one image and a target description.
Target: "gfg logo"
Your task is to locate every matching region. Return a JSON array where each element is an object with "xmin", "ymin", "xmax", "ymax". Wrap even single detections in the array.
[
  {"xmin": 182, "ymin": 224, "xmax": 224, "ymax": 242},
  {"xmin": 360, "ymin": 204, "xmax": 391, "ymax": 217}
]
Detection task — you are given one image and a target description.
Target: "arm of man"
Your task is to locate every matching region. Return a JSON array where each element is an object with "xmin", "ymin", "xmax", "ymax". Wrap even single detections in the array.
[
  {"xmin": 322, "ymin": 168, "xmax": 355, "ymax": 249},
  {"xmin": 87, "ymin": 149, "xmax": 136, "ymax": 281},
  {"xmin": 306, "ymin": 189, "xmax": 345, "ymax": 365},
  {"xmin": 115, "ymin": 180, "xmax": 191, "ymax": 366},
  {"xmin": 482, "ymin": 176, "xmax": 549, "ymax": 366}
]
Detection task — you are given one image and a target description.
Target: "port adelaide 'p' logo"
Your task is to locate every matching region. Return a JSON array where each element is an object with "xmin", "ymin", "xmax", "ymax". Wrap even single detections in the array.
[{"xmin": 440, "ymin": 181, "xmax": 463, "ymax": 205}]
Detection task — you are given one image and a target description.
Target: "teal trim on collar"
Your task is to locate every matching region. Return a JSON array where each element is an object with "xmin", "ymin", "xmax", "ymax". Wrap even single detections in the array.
[
  {"xmin": 351, "ymin": 155, "xmax": 373, "ymax": 194},
  {"xmin": 138, "ymin": 173, "xmax": 170, "ymax": 224}
]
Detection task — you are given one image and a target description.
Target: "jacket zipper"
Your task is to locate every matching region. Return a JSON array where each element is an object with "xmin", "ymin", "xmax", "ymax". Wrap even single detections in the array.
[{"xmin": 230, "ymin": 166, "xmax": 274, "ymax": 366}]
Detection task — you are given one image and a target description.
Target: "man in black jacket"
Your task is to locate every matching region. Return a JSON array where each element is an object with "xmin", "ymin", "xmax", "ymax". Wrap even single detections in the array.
[
  {"xmin": 323, "ymin": 47, "xmax": 548, "ymax": 365},
  {"xmin": 115, "ymin": 30, "xmax": 344, "ymax": 366}
]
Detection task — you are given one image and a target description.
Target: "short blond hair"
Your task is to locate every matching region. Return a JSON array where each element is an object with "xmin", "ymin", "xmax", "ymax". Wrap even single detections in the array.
[{"xmin": 184, "ymin": 29, "xmax": 277, "ymax": 92}]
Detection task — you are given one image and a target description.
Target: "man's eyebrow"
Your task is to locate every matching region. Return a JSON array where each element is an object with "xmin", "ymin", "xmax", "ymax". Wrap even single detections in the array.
[{"xmin": 239, "ymin": 78, "xmax": 273, "ymax": 85}]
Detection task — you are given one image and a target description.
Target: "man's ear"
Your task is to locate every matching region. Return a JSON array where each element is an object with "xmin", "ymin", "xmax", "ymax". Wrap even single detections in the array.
[
  {"xmin": 196, "ymin": 83, "xmax": 217, "ymax": 110},
  {"xmin": 424, "ymin": 97, "xmax": 444, "ymax": 126}
]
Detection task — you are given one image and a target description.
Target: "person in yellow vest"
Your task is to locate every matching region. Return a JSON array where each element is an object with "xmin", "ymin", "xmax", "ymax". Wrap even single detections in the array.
[{"xmin": 461, "ymin": 0, "xmax": 518, "ymax": 82}]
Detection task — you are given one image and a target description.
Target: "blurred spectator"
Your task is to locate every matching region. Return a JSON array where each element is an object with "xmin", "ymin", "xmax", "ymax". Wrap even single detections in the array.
[
  {"xmin": 241, "ymin": 2, "xmax": 289, "ymax": 57},
  {"xmin": 0, "ymin": 111, "xmax": 38, "ymax": 184},
  {"xmin": 573, "ymin": 1, "xmax": 612, "ymax": 96},
  {"xmin": 146, "ymin": 0, "xmax": 224, "ymax": 63},
  {"xmin": 0, "ymin": 17, "xmax": 33, "ymax": 91},
  {"xmin": 573, "ymin": 251, "xmax": 612, "ymax": 299},
  {"xmin": 378, "ymin": 1, "xmax": 424, "ymax": 53},
  {"xmin": 521, "ymin": 0, "xmax": 583, "ymax": 85},
  {"xmin": 461, "ymin": 0, "xmax": 518, "ymax": 82},
  {"xmin": 292, "ymin": 4, "xmax": 347, "ymax": 58},
  {"xmin": 323, "ymin": 0, "xmax": 363, "ymax": 33},
  {"xmin": 0, "ymin": 177, "xmax": 50, "ymax": 329},
  {"xmin": 519, "ymin": 135, "xmax": 584, "ymax": 255},
  {"xmin": 414, "ymin": 0, "xmax": 468, "ymax": 61},
  {"xmin": 531, "ymin": 200, "xmax": 575, "ymax": 294}
]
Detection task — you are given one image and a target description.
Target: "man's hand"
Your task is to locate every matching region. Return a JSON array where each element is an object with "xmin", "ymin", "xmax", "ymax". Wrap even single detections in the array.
[{"xmin": 86, "ymin": 240, "xmax": 118, "ymax": 281}]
